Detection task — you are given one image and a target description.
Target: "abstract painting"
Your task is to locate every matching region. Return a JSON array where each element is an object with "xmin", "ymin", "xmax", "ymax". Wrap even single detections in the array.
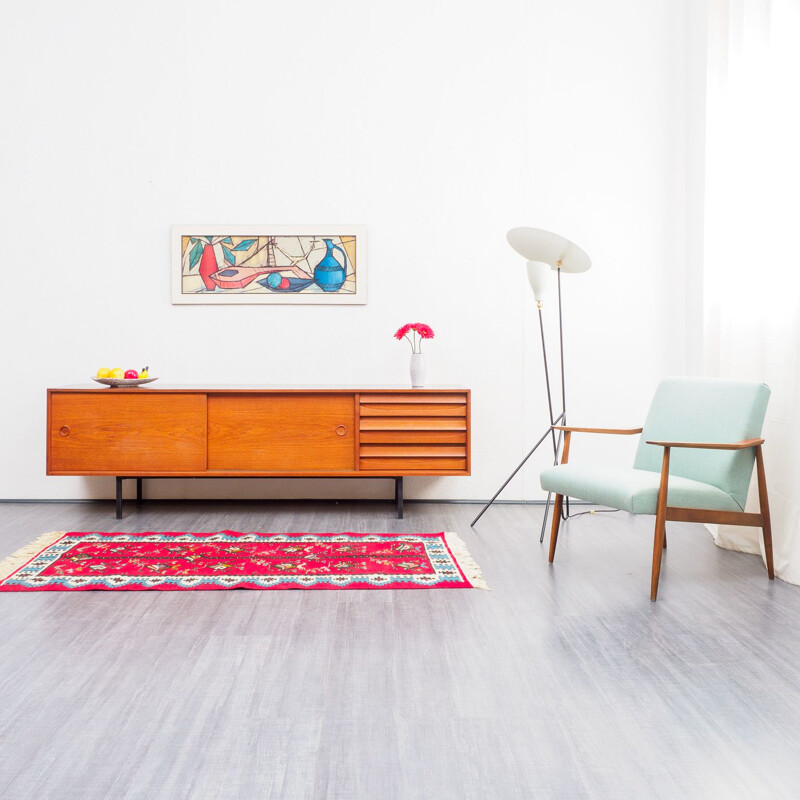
[{"xmin": 171, "ymin": 225, "xmax": 366, "ymax": 304}]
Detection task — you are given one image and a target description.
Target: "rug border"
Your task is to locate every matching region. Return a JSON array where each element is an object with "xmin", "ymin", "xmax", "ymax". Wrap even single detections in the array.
[
  {"xmin": 0, "ymin": 530, "xmax": 67, "ymax": 583},
  {"xmin": 0, "ymin": 531, "xmax": 489, "ymax": 591}
]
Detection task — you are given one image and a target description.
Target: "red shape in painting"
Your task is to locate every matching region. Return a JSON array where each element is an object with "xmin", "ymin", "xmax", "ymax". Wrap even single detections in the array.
[{"xmin": 199, "ymin": 244, "xmax": 218, "ymax": 291}]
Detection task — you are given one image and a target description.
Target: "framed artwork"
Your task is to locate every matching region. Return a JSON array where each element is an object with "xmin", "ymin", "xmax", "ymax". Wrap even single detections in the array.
[{"xmin": 171, "ymin": 225, "xmax": 366, "ymax": 304}]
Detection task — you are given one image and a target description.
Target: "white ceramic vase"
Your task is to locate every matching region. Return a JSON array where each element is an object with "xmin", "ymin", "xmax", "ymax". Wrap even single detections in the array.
[{"xmin": 410, "ymin": 353, "xmax": 426, "ymax": 388}]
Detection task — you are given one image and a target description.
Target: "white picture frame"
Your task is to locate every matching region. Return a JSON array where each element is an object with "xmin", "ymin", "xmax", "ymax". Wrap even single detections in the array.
[{"xmin": 171, "ymin": 225, "xmax": 367, "ymax": 305}]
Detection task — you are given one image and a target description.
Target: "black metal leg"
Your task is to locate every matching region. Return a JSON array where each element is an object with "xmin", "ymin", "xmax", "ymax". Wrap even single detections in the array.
[
  {"xmin": 471, "ymin": 413, "xmax": 564, "ymax": 527},
  {"xmin": 116, "ymin": 477, "xmax": 123, "ymax": 520},
  {"xmin": 540, "ymin": 491, "xmax": 552, "ymax": 543},
  {"xmin": 136, "ymin": 478, "xmax": 143, "ymax": 505},
  {"xmin": 395, "ymin": 477, "xmax": 403, "ymax": 519}
]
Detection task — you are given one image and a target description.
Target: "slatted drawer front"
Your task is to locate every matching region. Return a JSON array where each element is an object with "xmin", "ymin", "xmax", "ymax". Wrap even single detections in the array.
[{"xmin": 358, "ymin": 393, "xmax": 468, "ymax": 472}]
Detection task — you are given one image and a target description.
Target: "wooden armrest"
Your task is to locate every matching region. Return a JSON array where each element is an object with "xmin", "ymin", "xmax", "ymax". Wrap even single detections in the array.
[
  {"xmin": 645, "ymin": 438, "xmax": 764, "ymax": 450},
  {"xmin": 552, "ymin": 426, "xmax": 643, "ymax": 435}
]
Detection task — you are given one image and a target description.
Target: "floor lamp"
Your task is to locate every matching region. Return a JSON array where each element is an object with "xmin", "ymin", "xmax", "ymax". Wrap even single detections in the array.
[{"xmin": 471, "ymin": 227, "xmax": 591, "ymax": 539}]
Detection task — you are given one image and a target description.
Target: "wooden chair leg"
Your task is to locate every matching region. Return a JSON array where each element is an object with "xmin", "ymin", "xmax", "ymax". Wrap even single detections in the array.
[
  {"xmin": 548, "ymin": 494, "xmax": 564, "ymax": 563},
  {"xmin": 662, "ymin": 529, "xmax": 667, "ymax": 549},
  {"xmin": 755, "ymin": 446, "xmax": 775, "ymax": 580},
  {"xmin": 651, "ymin": 447, "xmax": 671, "ymax": 601},
  {"xmin": 651, "ymin": 517, "xmax": 667, "ymax": 601}
]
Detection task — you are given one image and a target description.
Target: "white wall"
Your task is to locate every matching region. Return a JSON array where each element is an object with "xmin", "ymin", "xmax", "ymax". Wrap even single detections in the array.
[{"xmin": 0, "ymin": 0, "xmax": 694, "ymax": 502}]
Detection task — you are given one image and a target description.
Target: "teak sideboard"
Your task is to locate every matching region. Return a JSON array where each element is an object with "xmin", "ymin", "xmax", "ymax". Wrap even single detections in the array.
[{"xmin": 47, "ymin": 385, "xmax": 471, "ymax": 518}]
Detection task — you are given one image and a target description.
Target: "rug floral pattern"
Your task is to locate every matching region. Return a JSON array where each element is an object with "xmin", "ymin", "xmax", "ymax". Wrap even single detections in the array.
[{"xmin": 0, "ymin": 531, "xmax": 482, "ymax": 591}]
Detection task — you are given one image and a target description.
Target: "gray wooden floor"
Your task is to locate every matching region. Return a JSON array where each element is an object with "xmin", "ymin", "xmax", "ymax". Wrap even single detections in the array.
[{"xmin": 1, "ymin": 500, "xmax": 798, "ymax": 800}]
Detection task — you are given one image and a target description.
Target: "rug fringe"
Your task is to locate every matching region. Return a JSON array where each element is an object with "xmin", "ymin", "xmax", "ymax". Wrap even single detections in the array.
[
  {"xmin": 444, "ymin": 531, "xmax": 490, "ymax": 590},
  {"xmin": 0, "ymin": 531, "xmax": 66, "ymax": 582}
]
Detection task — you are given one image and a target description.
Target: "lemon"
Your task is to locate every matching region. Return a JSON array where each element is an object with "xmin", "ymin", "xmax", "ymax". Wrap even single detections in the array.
[
  {"xmin": 110, "ymin": 368, "xmax": 125, "ymax": 379},
  {"xmin": 96, "ymin": 367, "xmax": 112, "ymax": 378}
]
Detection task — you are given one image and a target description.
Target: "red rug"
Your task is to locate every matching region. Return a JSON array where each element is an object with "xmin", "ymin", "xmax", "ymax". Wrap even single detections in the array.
[{"xmin": 0, "ymin": 531, "xmax": 487, "ymax": 591}]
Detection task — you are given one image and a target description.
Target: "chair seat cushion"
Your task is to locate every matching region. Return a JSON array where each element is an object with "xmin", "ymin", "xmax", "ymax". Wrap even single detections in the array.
[{"xmin": 539, "ymin": 464, "xmax": 743, "ymax": 515}]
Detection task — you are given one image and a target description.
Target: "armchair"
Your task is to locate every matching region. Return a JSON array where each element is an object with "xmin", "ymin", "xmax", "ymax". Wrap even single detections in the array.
[{"xmin": 540, "ymin": 378, "xmax": 773, "ymax": 600}]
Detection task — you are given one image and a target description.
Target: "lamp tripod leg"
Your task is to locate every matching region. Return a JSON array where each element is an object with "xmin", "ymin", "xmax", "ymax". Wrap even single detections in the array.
[
  {"xmin": 471, "ymin": 413, "xmax": 564, "ymax": 528},
  {"xmin": 539, "ymin": 421, "xmax": 567, "ymax": 539},
  {"xmin": 540, "ymin": 492, "xmax": 552, "ymax": 543}
]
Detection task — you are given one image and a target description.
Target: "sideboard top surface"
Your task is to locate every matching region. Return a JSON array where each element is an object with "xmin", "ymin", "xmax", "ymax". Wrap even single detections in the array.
[{"xmin": 50, "ymin": 384, "xmax": 469, "ymax": 393}]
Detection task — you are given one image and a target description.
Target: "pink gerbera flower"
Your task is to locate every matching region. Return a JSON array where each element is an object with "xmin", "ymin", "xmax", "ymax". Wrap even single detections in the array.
[{"xmin": 394, "ymin": 322, "xmax": 435, "ymax": 353}]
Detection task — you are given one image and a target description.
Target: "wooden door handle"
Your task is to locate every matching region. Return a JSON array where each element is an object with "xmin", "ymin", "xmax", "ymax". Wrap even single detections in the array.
[
  {"xmin": 60, "ymin": 426, "xmax": 70, "ymax": 437},
  {"xmin": 336, "ymin": 425, "xmax": 347, "ymax": 437}
]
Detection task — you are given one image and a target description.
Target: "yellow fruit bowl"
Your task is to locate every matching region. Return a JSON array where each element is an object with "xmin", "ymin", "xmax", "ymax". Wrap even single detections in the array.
[{"xmin": 92, "ymin": 377, "xmax": 159, "ymax": 388}]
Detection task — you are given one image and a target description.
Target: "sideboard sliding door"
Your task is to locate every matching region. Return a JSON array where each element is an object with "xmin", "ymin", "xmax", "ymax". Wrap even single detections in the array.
[{"xmin": 207, "ymin": 393, "xmax": 355, "ymax": 472}]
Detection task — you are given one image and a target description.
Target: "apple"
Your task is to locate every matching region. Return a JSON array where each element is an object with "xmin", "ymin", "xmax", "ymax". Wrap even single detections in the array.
[
  {"xmin": 124, "ymin": 370, "xmax": 138, "ymax": 379},
  {"xmin": 110, "ymin": 368, "xmax": 125, "ymax": 379}
]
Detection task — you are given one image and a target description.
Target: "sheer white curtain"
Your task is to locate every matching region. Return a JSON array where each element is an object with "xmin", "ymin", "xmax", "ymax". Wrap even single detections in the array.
[{"xmin": 704, "ymin": 0, "xmax": 800, "ymax": 583}]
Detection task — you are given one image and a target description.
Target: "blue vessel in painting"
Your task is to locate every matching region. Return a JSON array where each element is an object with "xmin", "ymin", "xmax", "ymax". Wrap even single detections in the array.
[{"xmin": 313, "ymin": 238, "xmax": 348, "ymax": 292}]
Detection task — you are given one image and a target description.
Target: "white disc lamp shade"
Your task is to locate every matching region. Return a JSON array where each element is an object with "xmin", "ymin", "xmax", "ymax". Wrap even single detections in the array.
[
  {"xmin": 507, "ymin": 227, "xmax": 591, "ymax": 274},
  {"xmin": 526, "ymin": 261, "xmax": 550, "ymax": 301}
]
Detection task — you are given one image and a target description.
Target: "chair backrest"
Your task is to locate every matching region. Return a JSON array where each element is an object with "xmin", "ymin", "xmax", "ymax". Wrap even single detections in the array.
[{"xmin": 633, "ymin": 378, "xmax": 770, "ymax": 509}]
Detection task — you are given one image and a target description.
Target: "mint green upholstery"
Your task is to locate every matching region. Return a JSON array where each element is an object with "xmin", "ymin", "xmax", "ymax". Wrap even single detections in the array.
[
  {"xmin": 540, "ymin": 378, "xmax": 771, "ymax": 515},
  {"xmin": 539, "ymin": 464, "xmax": 742, "ymax": 514}
]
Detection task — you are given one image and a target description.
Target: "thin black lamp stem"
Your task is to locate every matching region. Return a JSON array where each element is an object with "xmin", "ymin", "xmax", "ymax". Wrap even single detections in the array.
[
  {"xmin": 558, "ymin": 267, "xmax": 566, "ymax": 417},
  {"xmin": 539, "ymin": 304, "xmax": 558, "ymax": 455},
  {"xmin": 557, "ymin": 265, "xmax": 570, "ymax": 521},
  {"xmin": 538, "ymin": 301, "xmax": 560, "ymax": 541},
  {"xmin": 539, "ymin": 269, "xmax": 571, "ymax": 539}
]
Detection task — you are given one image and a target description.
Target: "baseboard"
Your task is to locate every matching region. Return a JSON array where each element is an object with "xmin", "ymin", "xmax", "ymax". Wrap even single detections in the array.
[{"xmin": 0, "ymin": 498, "xmax": 594, "ymax": 506}]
